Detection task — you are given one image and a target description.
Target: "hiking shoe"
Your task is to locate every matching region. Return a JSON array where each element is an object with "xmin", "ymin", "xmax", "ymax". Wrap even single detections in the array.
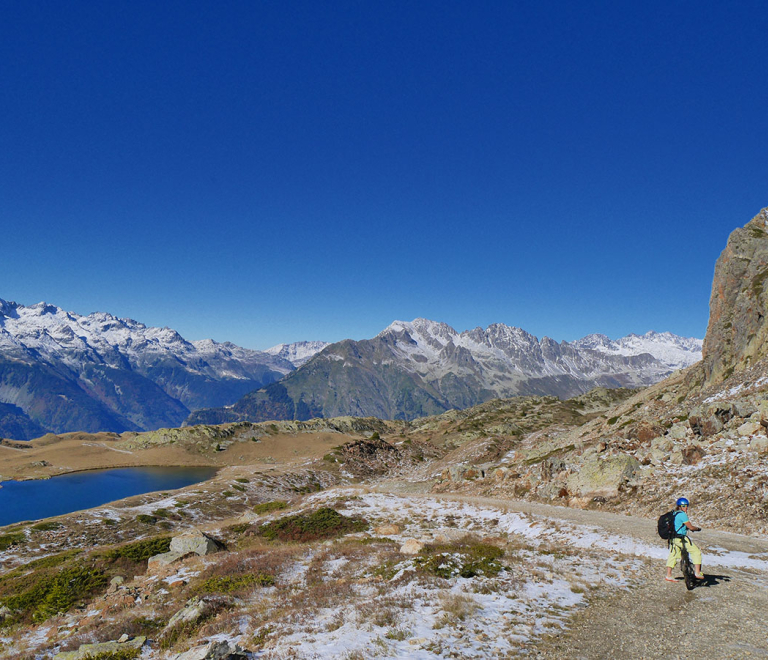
[{"xmin": 664, "ymin": 577, "xmax": 677, "ymax": 582}]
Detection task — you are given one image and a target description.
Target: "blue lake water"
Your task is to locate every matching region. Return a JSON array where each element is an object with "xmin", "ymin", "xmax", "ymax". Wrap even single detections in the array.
[{"xmin": 0, "ymin": 466, "xmax": 217, "ymax": 527}]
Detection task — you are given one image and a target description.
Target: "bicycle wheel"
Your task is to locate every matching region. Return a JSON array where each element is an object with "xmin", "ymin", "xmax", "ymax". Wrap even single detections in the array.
[{"xmin": 681, "ymin": 545, "xmax": 696, "ymax": 590}]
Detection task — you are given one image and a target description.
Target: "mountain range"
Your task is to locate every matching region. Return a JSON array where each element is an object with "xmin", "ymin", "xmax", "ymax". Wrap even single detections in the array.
[
  {"xmin": 186, "ymin": 319, "xmax": 702, "ymax": 425},
  {"xmin": 0, "ymin": 298, "xmax": 702, "ymax": 439},
  {"xmin": 0, "ymin": 299, "xmax": 324, "ymax": 439}
]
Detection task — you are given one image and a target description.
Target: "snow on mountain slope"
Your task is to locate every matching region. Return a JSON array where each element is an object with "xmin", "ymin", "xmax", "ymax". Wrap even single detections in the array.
[
  {"xmin": 377, "ymin": 318, "xmax": 701, "ymax": 386},
  {"xmin": 0, "ymin": 298, "xmax": 298, "ymax": 436},
  {"xmin": 265, "ymin": 341, "xmax": 330, "ymax": 367},
  {"xmin": 571, "ymin": 331, "xmax": 702, "ymax": 370},
  {"xmin": 0, "ymin": 300, "xmax": 293, "ymax": 378}
]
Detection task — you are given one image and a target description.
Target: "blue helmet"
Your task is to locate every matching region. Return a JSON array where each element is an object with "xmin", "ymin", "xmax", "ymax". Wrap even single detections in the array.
[{"xmin": 676, "ymin": 497, "xmax": 690, "ymax": 507}]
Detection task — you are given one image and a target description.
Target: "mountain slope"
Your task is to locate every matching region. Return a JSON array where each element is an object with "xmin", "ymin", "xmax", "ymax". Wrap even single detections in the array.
[
  {"xmin": 264, "ymin": 341, "xmax": 330, "ymax": 367},
  {"xmin": 0, "ymin": 299, "xmax": 295, "ymax": 438},
  {"xmin": 188, "ymin": 321, "xmax": 702, "ymax": 425}
]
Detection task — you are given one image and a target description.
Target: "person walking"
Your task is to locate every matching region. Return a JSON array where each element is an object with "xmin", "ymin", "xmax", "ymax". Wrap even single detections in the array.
[{"xmin": 665, "ymin": 497, "xmax": 705, "ymax": 582}]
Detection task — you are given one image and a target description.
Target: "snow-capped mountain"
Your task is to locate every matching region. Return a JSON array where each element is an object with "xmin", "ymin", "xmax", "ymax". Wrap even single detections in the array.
[
  {"xmin": 188, "ymin": 319, "xmax": 702, "ymax": 425},
  {"xmin": 265, "ymin": 341, "xmax": 330, "ymax": 367},
  {"xmin": 571, "ymin": 331, "xmax": 702, "ymax": 370},
  {"xmin": 0, "ymin": 298, "xmax": 295, "ymax": 438}
]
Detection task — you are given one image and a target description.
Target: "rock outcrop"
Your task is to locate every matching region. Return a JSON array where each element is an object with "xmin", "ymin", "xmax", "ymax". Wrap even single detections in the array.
[
  {"xmin": 54, "ymin": 636, "xmax": 146, "ymax": 659},
  {"xmin": 702, "ymin": 207, "xmax": 768, "ymax": 385},
  {"xmin": 148, "ymin": 529, "xmax": 223, "ymax": 570}
]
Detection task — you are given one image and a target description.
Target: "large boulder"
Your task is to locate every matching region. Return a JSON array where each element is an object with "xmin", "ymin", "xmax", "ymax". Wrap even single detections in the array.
[
  {"xmin": 165, "ymin": 597, "xmax": 214, "ymax": 631},
  {"xmin": 148, "ymin": 529, "xmax": 223, "ymax": 570},
  {"xmin": 566, "ymin": 453, "xmax": 640, "ymax": 499},
  {"xmin": 173, "ymin": 640, "xmax": 248, "ymax": 660},
  {"xmin": 170, "ymin": 529, "xmax": 222, "ymax": 556},
  {"xmin": 688, "ymin": 403, "xmax": 734, "ymax": 437}
]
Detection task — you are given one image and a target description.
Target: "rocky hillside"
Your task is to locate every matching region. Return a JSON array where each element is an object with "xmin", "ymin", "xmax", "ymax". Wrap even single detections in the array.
[
  {"xmin": 431, "ymin": 206, "xmax": 768, "ymax": 536},
  {"xmin": 701, "ymin": 207, "xmax": 768, "ymax": 385},
  {"xmin": 189, "ymin": 320, "xmax": 700, "ymax": 425},
  {"xmin": 0, "ymin": 299, "xmax": 294, "ymax": 438}
]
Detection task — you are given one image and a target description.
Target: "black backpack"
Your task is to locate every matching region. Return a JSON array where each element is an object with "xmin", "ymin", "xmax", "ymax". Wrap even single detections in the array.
[{"xmin": 657, "ymin": 510, "xmax": 679, "ymax": 539}]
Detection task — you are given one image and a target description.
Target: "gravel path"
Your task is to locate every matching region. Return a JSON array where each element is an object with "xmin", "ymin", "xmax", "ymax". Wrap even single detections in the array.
[{"xmin": 374, "ymin": 483, "xmax": 768, "ymax": 659}]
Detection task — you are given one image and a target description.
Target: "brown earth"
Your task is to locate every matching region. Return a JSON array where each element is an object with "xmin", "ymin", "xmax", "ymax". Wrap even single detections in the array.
[{"xmin": 0, "ymin": 430, "xmax": 348, "ymax": 481}]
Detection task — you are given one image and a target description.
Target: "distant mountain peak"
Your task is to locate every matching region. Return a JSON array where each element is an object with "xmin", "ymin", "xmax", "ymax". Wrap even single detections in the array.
[{"xmin": 265, "ymin": 340, "xmax": 329, "ymax": 367}]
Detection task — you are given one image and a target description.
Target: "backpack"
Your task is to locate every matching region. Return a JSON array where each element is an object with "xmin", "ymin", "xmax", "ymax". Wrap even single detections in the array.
[{"xmin": 657, "ymin": 510, "xmax": 679, "ymax": 540}]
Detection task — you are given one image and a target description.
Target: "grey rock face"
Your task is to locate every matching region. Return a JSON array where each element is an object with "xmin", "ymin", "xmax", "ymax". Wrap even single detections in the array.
[
  {"xmin": 54, "ymin": 636, "xmax": 146, "ymax": 659},
  {"xmin": 169, "ymin": 529, "xmax": 222, "ymax": 556},
  {"xmin": 166, "ymin": 597, "xmax": 212, "ymax": 630},
  {"xmin": 702, "ymin": 207, "xmax": 768, "ymax": 384},
  {"xmin": 173, "ymin": 640, "xmax": 248, "ymax": 660},
  {"xmin": 148, "ymin": 529, "xmax": 222, "ymax": 569}
]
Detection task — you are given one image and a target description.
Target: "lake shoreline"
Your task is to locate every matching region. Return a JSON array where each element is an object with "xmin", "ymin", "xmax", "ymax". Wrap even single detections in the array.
[{"xmin": 0, "ymin": 465, "xmax": 221, "ymax": 528}]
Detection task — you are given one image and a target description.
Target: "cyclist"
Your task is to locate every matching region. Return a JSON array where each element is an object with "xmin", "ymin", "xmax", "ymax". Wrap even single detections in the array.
[{"xmin": 665, "ymin": 497, "xmax": 705, "ymax": 582}]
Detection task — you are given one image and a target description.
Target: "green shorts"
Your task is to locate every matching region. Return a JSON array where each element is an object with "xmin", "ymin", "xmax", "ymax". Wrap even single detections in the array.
[{"xmin": 666, "ymin": 537, "xmax": 702, "ymax": 567}]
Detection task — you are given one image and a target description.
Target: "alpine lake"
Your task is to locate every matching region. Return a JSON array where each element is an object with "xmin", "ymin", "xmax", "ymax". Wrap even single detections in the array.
[{"xmin": 0, "ymin": 466, "xmax": 218, "ymax": 527}]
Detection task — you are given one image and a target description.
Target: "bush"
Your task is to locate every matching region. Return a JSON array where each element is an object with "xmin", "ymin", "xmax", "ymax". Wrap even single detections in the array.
[
  {"xmin": 31, "ymin": 521, "xmax": 62, "ymax": 532},
  {"xmin": 414, "ymin": 539, "xmax": 505, "ymax": 579},
  {"xmin": 5, "ymin": 565, "xmax": 107, "ymax": 622},
  {"xmin": 136, "ymin": 514, "xmax": 157, "ymax": 525},
  {"xmin": 253, "ymin": 500, "xmax": 288, "ymax": 515},
  {"xmin": 0, "ymin": 532, "xmax": 25, "ymax": 551},
  {"xmin": 259, "ymin": 508, "xmax": 368, "ymax": 543},
  {"xmin": 195, "ymin": 573, "xmax": 274, "ymax": 594},
  {"xmin": 100, "ymin": 537, "xmax": 171, "ymax": 563}
]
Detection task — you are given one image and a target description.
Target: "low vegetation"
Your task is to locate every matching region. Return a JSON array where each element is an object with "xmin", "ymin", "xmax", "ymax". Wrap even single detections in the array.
[
  {"xmin": 253, "ymin": 500, "xmax": 288, "ymax": 514},
  {"xmin": 414, "ymin": 538, "xmax": 506, "ymax": 579},
  {"xmin": 0, "ymin": 536, "xmax": 170, "ymax": 627},
  {"xmin": 259, "ymin": 507, "xmax": 368, "ymax": 542}
]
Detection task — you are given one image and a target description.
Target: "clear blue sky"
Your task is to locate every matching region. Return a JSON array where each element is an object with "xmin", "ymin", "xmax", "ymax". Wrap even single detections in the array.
[{"xmin": 2, "ymin": 1, "xmax": 767, "ymax": 349}]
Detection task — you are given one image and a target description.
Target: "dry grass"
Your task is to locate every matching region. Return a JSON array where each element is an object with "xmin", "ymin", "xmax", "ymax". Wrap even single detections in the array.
[{"xmin": 440, "ymin": 592, "xmax": 480, "ymax": 622}]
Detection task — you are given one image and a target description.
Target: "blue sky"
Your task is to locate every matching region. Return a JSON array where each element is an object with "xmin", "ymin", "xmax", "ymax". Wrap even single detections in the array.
[{"xmin": 2, "ymin": 1, "xmax": 767, "ymax": 349}]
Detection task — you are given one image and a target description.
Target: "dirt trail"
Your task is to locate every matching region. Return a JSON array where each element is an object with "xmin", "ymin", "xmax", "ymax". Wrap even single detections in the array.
[{"xmin": 374, "ymin": 482, "xmax": 768, "ymax": 659}]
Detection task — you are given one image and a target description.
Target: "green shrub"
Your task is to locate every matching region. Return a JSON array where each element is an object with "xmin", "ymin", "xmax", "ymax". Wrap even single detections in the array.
[
  {"xmin": 259, "ymin": 507, "xmax": 368, "ymax": 543},
  {"xmin": 414, "ymin": 540, "xmax": 505, "ymax": 579},
  {"xmin": 5, "ymin": 565, "xmax": 107, "ymax": 622},
  {"xmin": 136, "ymin": 514, "xmax": 157, "ymax": 525},
  {"xmin": 253, "ymin": 500, "xmax": 288, "ymax": 515},
  {"xmin": 100, "ymin": 537, "xmax": 171, "ymax": 563},
  {"xmin": 152, "ymin": 508, "xmax": 170, "ymax": 518},
  {"xmin": 607, "ymin": 416, "xmax": 620, "ymax": 425},
  {"xmin": 195, "ymin": 573, "xmax": 274, "ymax": 594},
  {"xmin": 0, "ymin": 532, "xmax": 26, "ymax": 551},
  {"xmin": 235, "ymin": 478, "xmax": 250, "ymax": 483},
  {"xmin": 222, "ymin": 491, "xmax": 234, "ymax": 498},
  {"xmin": 232, "ymin": 484, "xmax": 246, "ymax": 492},
  {"xmin": 31, "ymin": 521, "xmax": 62, "ymax": 532}
]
